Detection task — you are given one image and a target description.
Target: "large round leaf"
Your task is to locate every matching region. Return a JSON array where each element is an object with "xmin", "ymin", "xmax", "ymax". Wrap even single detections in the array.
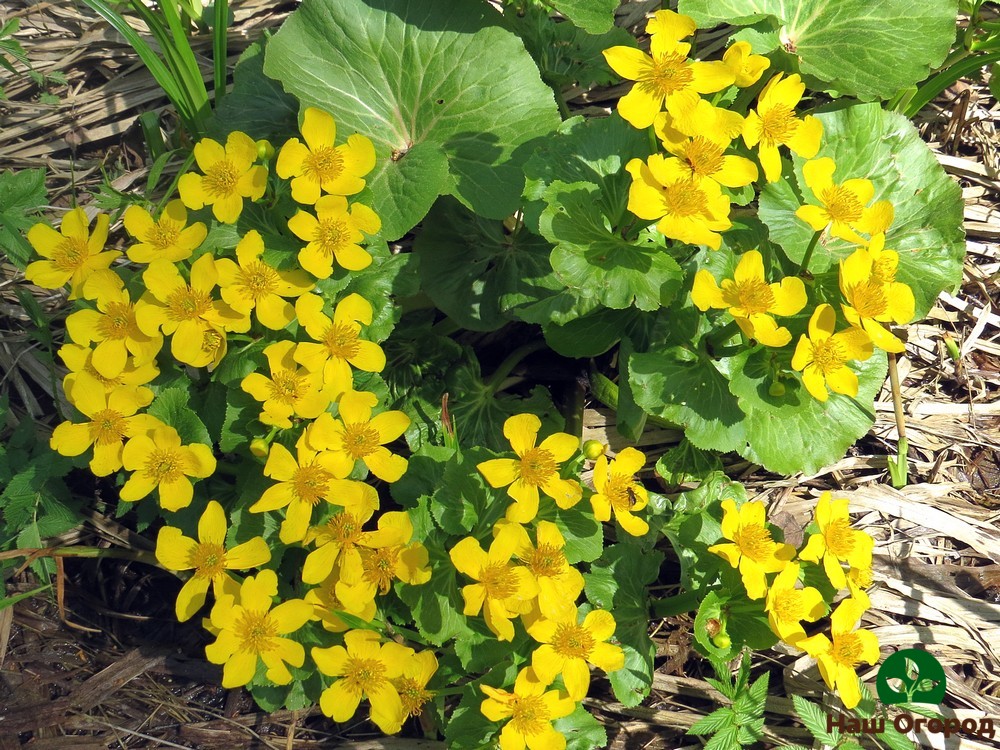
[
  {"xmin": 759, "ymin": 103, "xmax": 964, "ymax": 318},
  {"xmin": 677, "ymin": 0, "xmax": 956, "ymax": 101},
  {"xmin": 264, "ymin": 0, "xmax": 560, "ymax": 240}
]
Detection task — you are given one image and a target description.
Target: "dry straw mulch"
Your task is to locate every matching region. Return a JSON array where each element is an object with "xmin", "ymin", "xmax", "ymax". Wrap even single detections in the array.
[{"xmin": 1, "ymin": 1, "xmax": 998, "ymax": 748}]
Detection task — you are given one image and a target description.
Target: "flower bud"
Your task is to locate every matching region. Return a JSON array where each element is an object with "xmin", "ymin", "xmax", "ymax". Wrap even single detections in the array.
[
  {"xmin": 582, "ymin": 440, "xmax": 605, "ymax": 460},
  {"xmin": 249, "ymin": 438, "xmax": 269, "ymax": 458},
  {"xmin": 256, "ymin": 139, "xmax": 274, "ymax": 161},
  {"xmin": 768, "ymin": 380, "xmax": 786, "ymax": 397}
]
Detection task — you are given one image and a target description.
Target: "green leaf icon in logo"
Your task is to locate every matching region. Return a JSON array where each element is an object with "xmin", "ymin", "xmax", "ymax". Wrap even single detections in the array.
[{"xmin": 876, "ymin": 648, "xmax": 946, "ymax": 705}]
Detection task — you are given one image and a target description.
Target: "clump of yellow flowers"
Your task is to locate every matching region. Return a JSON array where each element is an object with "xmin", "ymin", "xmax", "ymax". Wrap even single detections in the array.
[{"xmin": 605, "ymin": 8, "xmax": 916, "ymax": 404}]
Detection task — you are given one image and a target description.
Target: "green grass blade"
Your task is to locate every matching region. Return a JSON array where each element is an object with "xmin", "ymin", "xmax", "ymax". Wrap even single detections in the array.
[{"xmin": 213, "ymin": 0, "xmax": 229, "ymax": 107}]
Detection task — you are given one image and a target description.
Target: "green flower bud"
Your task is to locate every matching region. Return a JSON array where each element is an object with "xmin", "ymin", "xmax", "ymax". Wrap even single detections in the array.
[
  {"xmin": 249, "ymin": 438, "xmax": 269, "ymax": 458},
  {"xmin": 582, "ymin": 440, "xmax": 605, "ymax": 460},
  {"xmin": 768, "ymin": 380, "xmax": 786, "ymax": 397},
  {"xmin": 256, "ymin": 139, "xmax": 274, "ymax": 161},
  {"xmin": 712, "ymin": 633, "xmax": 732, "ymax": 649}
]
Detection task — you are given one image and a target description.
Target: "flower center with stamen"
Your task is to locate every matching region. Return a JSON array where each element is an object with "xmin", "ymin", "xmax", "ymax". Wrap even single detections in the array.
[
  {"xmin": 604, "ymin": 475, "xmax": 637, "ymax": 513},
  {"xmin": 341, "ymin": 422, "xmax": 381, "ymax": 460},
  {"xmin": 850, "ymin": 566, "xmax": 873, "ymax": 589},
  {"xmin": 52, "ymin": 235, "xmax": 90, "ymax": 273},
  {"xmin": 144, "ymin": 448, "xmax": 184, "ymax": 483},
  {"xmin": 203, "ymin": 160, "xmax": 240, "ymax": 198},
  {"xmin": 314, "ymin": 218, "xmax": 350, "ymax": 257},
  {"xmin": 659, "ymin": 179, "xmax": 708, "ymax": 218},
  {"xmin": 821, "ymin": 185, "xmax": 864, "ymax": 223},
  {"xmin": 551, "ymin": 622, "xmax": 595, "ymax": 659},
  {"xmin": 682, "ymin": 137, "xmax": 725, "ymax": 178},
  {"xmin": 97, "ymin": 301, "xmax": 140, "ymax": 341},
  {"xmin": 165, "ymin": 286, "xmax": 213, "ymax": 322},
  {"xmin": 84, "ymin": 362, "xmax": 123, "ymax": 388},
  {"xmin": 772, "ymin": 588, "xmax": 806, "ymax": 623},
  {"xmin": 342, "ymin": 656, "xmax": 387, "ymax": 696},
  {"xmin": 202, "ymin": 328, "xmax": 224, "ymax": 354},
  {"xmin": 759, "ymin": 104, "xmax": 797, "ymax": 146},
  {"xmin": 809, "ymin": 337, "xmax": 848, "ymax": 375},
  {"xmin": 728, "ymin": 278, "xmax": 775, "ymax": 316},
  {"xmin": 362, "ymin": 546, "xmax": 400, "ymax": 594},
  {"xmin": 643, "ymin": 52, "xmax": 694, "ymax": 96},
  {"xmin": 88, "ymin": 408, "xmax": 128, "ymax": 445},
  {"xmin": 149, "ymin": 221, "xmax": 181, "ymax": 251},
  {"xmin": 871, "ymin": 254, "xmax": 897, "ymax": 284},
  {"xmin": 322, "ymin": 324, "xmax": 361, "ymax": 359},
  {"xmin": 518, "ymin": 448, "xmax": 557, "ymax": 487},
  {"xmin": 237, "ymin": 261, "xmax": 279, "ymax": 301},
  {"xmin": 479, "ymin": 562, "xmax": 518, "ymax": 600},
  {"xmin": 849, "ymin": 280, "xmax": 888, "ymax": 319},
  {"xmin": 832, "ymin": 632, "xmax": 864, "ymax": 667},
  {"xmin": 293, "ymin": 463, "xmax": 334, "ymax": 505},
  {"xmin": 510, "ymin": 693, "xmax": 550, "ymax": 737},
  {"xmin": 190, "ymin": 542, "xmax": 227, "ymax": 579},
  {"xmin": 396, "ymin": 677, "xmax": 432, "ymax": 717},
  {"xmin": 233, "ymin": 608, "xmax": 278, "ymax": 654},
  {"xmin": 304, "ymin": 146, "xmax": 345, "ymax": 184},
  {"xmin": 733, "ymin": 523, "xmax": 775, "ymax": 563},
  {"xmin": 522, "ymin": 543, "xmax": 564, "ymax": 578},
  {"xmin": 825, "ymin": 517, "xmax": 857, "ymax": 558},
  {"xmin": 266, "ymin": 369, "xmax": 306, "ymax": 405},
  {"xmin": 320, "ymin": 512, "xmax": 364, "ymax": 547}
]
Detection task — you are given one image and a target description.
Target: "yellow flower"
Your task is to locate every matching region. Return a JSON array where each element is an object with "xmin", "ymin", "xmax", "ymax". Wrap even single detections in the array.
[
  {"xmin": 49, "ymin": 373, "xmax": 160, "ymax": 476},
  {"xmin": 708, "ymin": 498, "xmax": 795, "ymax": 599},
  {"xmin": 240, "ymin": 340, "xmax": 331, "ymax": 429},
  {"xmin": 65, "ymin": 270, "xmax": 162, "ymax": 379},
  {"xmin": 846, "ymin": 564, "xmax": 874, "ymax": 599},
  {"xmin": 301, "ymin": 490, "xmax": 379, "ymax": 584},
  {"xmin": 625, "ymin": 155, "xmax": 731, "ymax": 249},
  {"xmin": 305, "ymin": 390, "xmax": 410, "ymax": 482},
  {"xmin": 527, "ymin": 607, "xmax": 625, "ymax": 701},
  {"xmin": 799, "ymin": 492, "xmax": 875, "ymax": 589},
  {"xmin": 276, "ymin": 107, "xmax": 377, "ymax": 205},
  {"xmin": 336, "ymin": 512, "xmax": 431, "ymax": 612},
  {"xmin": 795, "ymin": 158, "xmax": 893, "ymax": 244},
  {"xmin": 288, "ymin": 195, "xmax": 381, "ymax": 278},
  {"xmin": 215, "ymin": 230, "xmax": 314, "ymax": 331},
  {"xmin": 691, "ymin": 249, "xmax": 807, "ymax": 347},
  {"xmin": 155, "ymin": 499, "xmax": 271, "ymax": 621},
  {"xmin": 839, "ymin": 246, "xmax": 914, "ymax": 353},
  {"xmin": 123, "ymin": 200, "xmax": 207, "ymax": 263},
  {"xmin": 743, "ymin": 73, "xmax": 823, "ymax": 182},
  {"xmin": 590, "ymin": 446, "xmax": 650, "ymax": 537},
  {"xmin": 798, "ymin": 593, "xmax": 879, "ymax": 709},
  {"xmin": 250, "ymin": 438, "xmax": 364, "ymax": 544},
  {"xmin": 723, "ymin": 40, "xmax": 770, "ymax": 87},
  {"xmin": 480, "ymin": 667, "xmax": 575, "ymax": 750},
  {"xmin": 450, "ymin": 525, "xmax": 538, "ymax": 642},
  {"xmin": 502, "ymin": 520, "xmax": 583, "ymax": 621},
  {"xmin": 312, "ymin": 629, "xmax": 414, "ymax": 734},
  {"xmin": 294, "ymin": 293, "xmax": 386, "ymax": 395},
  {"xmin": 477, "ymin": 413, "xmax": 582, "ymax": 524},
  {"xmin": 791, "ymin": 304, "xmax": 873, "ymax": 402},
  {"xmin": 178, "ymin": 132, "xmax": 267, "ymax": 224},
  {"xmin": 205, "ymin": 569, "xmax": 312, "ymax": 688},
  {"xmin": 602, "ymin": 10, "xmax": 734, "ymax": 130},
  {"xmin": 58, "ymin": 342, "xmax": 158, "ymax": 397},
  {"xmin": 25, "ymin": 208, "xmax": 119, "ymax": 299},
  {"xmin": 764, "ymin": 562, "xmax": 826, "ymax": 647},
  {"xmin": 394, "ymin": 650, "xmax": 437, "ymax": 719},
  {"xmin": 120, "ymin": 424, "xmax": 216, "ymax": 511},
  {"xmin": 653, "ymin": 101, "xmax": 757, "ymax": 189},
  {"xmin": 304, "ymin": 563, "xmax": 377, "ymax": 632},
  {"xmin": 135, "ymin": 254, "xmax": 247, "ymax": 367}
]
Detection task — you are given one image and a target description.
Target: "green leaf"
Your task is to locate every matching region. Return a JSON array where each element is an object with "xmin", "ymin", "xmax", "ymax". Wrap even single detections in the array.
[
  {"xmin": 0, "ymin": 168, "xmax": 46, "ymax": 269},
  {"xmin": 630, "ymin": 347, "xmax": 747, "ymax": 453},
  {"xmin": 209, "ymin": 38, "xmax": 298, "ymax": 142},
  {"xmin": 655, "ymin": 438, "xmax": 723, "ymax": 486},
  {"xmin": 213, "ymin": 339, "xmax": 267, "ymax": 387},
  {"xmin": 703, "ymin": 724, "xmax": 740, "ymax": 750},
  {"xmin": 148, "ymin": 388, "xmax": 213, "ymax": 445},
  {"xmin": 541, "ymin": 183, "xmax": 684, "ymax": 311},
  {"xmin": 445, "ymin": 683, "xmax": 501, "ymax": 749},
  {"xmin": 547, "ymin": 0, "xmax": 617, "ymax": 34},
  {"xmin": 540, "ymin": 503, "xmax": 603, "ymax": 564},
  {"xmin": 554, "ymin": 705, "xmax": 607, "ymax": 750},
  {"xmin": 397, "ymin": 539, "xmax": 471, "ymax": 646},
  {"xmin": 342, "ymin": 244, "xmax": 417, "ymax": 342},
  {"xmin": 414, "ymin": 197, "xmax": 559, "ymax": 331},
  {"xmin": 759, "ymin": 103, "xmax": 964, "ymax": 318},
  {"xmin": 689, "ymin": 707, "xmax": 737, "ymax": 735},
  {"xmin": 677, "ymin": 0, "xmax": 956, "ymax": 100},
  {"xmin": 792, "ymin": 694, "xmax": 839, "ymax": 745},
  {"xmin": 693, "ymin": 592, "xmax": 737, "ymax": 661},
  {"xmin": 728, "ymin": 347, "xmax": 887, "ymax": 475},
  {"xmin": 542, "ymin": 307, "xmax": 637, "ymax": 357},
  {"xmin": 264, "ymin": 0, "xmax": 560, "ymax": 239}
]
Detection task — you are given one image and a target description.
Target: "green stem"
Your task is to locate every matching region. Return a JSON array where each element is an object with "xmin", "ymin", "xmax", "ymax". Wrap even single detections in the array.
[
  {"xmin": 887, "ymin": 352, "xmax": 909, "ymax": 488},
  {"xmin": 651, "ymin": 590, "xmax": 699, "ymax": 618},
  {"xmin": 705, "ymin": 319, "xmax": 742, "ymax": 349},
  {"xmin": 0, "ymin": 546, "xmax": 157, "ymax": 564},
  {"xmin": 212, "ymin": 0, "xmax": 228, "ymax": 108},
  {"xmin": 798, "ymin": 230, "xmax": 823, "ymax": 276},
  {"xmin": 484, "ymin": 340, "xmax": 548, "ymax": 394},
  {"xmin": 647, "ymin": 124, "xmax": 659, "ymax": 155},
  {"xmin": 588, "ymin": 367, "xmax": 682, "ymax": 430}
]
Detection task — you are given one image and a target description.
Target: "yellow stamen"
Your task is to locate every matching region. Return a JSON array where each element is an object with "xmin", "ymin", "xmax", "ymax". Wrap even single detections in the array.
[
  {"xmin": 518, "ymin": 448, "xmax": 557, "ymax": 487},
  {"xmin": 479, "ymin": 562, "xmax": 518, "ymax": 600},
  {"xmin": 203, "ymin": 160, "xmax": 240, "ymax": 199},
  {"xmin": 551, "ymin": 622, "xmax": 595, "ymax": 659},
  {"xmin": 322, "ymin": 324, "xmax": 361, "ymax": 359},
  {"xmin": 303, "ymin": 146, "xmax": 345, "ymax": 185},
  {"xmin": 190, "ymin": 542, "xmax": 227, "ymax": 580},
  {"xmin": 233, "ymin": 608, "xmax": 278, "ymax": 654}
]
